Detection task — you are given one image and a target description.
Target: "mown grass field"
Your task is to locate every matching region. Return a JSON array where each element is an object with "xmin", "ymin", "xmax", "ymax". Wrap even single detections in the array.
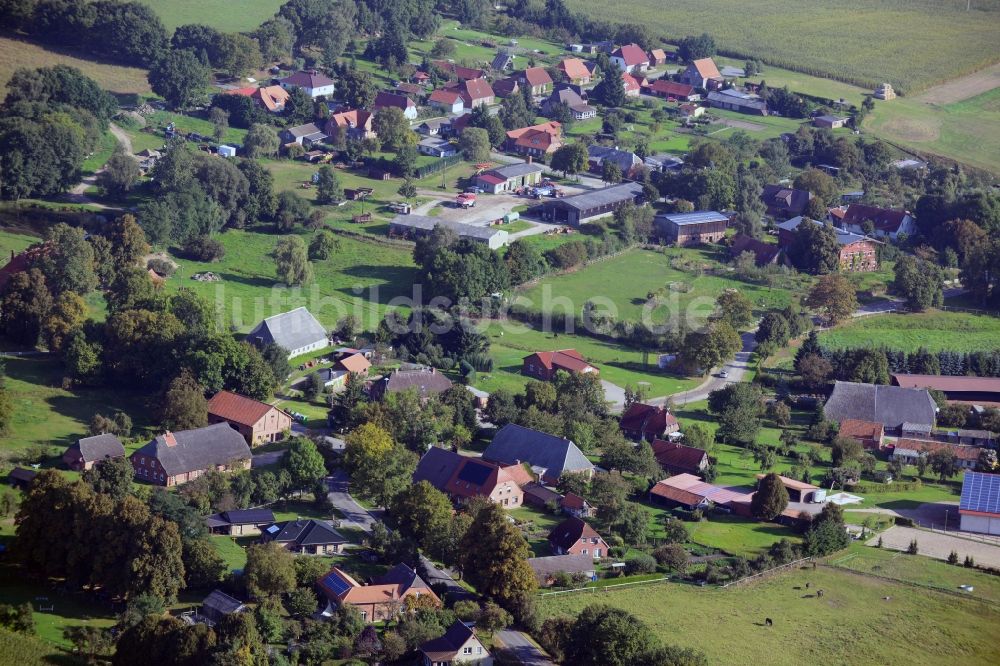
[
  {"xmin": 137, "ymin": 0, "xmax": 286, "ymax": 32},
  {"xmin": 164, "ymin": 226, "xmax": 418, "ymax": 333},
  {"xmin": 566, "ymin": 0, "xmax": 1000, "ymax": 94},
  {"xmin": 475, "ymin": 319, "xmax": 701, "ymax": 397},
  {"xmin": 1, "ymin": 356, "xmax": 149, "ymax": 453},
  {"xmin": 0, "ymin": 228, "xmax": 36, "ymax": 258},
  {"xmin": 515, "ymin": 247, "xmax": 806, "ymax": 328},
  {"xmin": 539, "ymin": 562, "xmax": 1000, "ymax": 665},
  {"xmin": 818, "ymin": 310, "xmax": 1000, "ymax": 353},
  {"xmin": 0, "ymin": 628, "xmax": 59, "ymax": 666},
  {"xmin": 0, "ymin": 35, "xmax": 151, "ymax": 95}
]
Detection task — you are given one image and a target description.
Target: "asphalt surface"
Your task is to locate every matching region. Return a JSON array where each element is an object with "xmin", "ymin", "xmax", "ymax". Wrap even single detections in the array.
[
  {"xmin": 250, "ymin": 451, "xmax": 285, "ymax": 468},
  {"xmin": 418, "ymin": 554, "xmax": 475, "ymax": 602},
  {"xmin": 496, "ymin": 629, "xmax": 554, "ymax": 666},
  {"xmin": 653, "ymin": 331, "xmax": 757, "ymax": 406},
  {"xmin": 326, "ymin": 470, "xmax": 383, "ymax": 532}
]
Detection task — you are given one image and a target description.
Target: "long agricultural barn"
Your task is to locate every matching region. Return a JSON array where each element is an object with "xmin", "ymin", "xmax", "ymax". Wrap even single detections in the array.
[
  {"xmin": 539, "ymin": 182, "xmax": 643, "ymax": 226},
  {"xmin": 654, "ymin": 211, "xmax": 729, "ymax": 245},
  {"xmin": 891, "ymin": 374, "xmax": 1000, "ymax": 406},
  {"xmin": 389, "ymin": 214, "xmax": 509, "ymax": 250}
]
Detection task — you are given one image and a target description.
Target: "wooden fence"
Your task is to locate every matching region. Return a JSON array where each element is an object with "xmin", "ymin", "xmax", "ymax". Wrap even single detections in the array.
[{"xmin": 538, "ymin": 576, "xmax": 671, "ymax": 597}]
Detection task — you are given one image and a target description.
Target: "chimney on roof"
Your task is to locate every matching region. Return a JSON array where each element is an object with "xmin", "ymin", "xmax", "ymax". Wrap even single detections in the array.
[{"xmin": 163, "ymin": 431, "xmax": 177, "ymax": 447}]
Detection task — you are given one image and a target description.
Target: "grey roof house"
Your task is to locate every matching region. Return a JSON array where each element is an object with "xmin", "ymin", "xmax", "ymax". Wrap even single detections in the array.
[
  {"xmin": 260, "ymin": 519, "xmax": 348, "ymax": 555},
  {"xmin": 63, "ymin": 433, "xmax": 125, "ymax": 471},
  {"xmin": 824, "ymin": 381, "xmax": 937, "ymax": 433},
  {"xmin": 483, "ymin": 423, "xmax": 595, "ymax": 483},
  {"xmin": 587, "ymin": 145, "xmax": 643, "ymax": 176},
  {"xmin": 369, "ymin": 367, "xmax": 454, "ymax": 401},
  {"xmin": 199, "ymin": 590, "xmax": 247, "ymax": 626},
  {"xmin": 247, "ymin": 307, "xmax": 329, "ymax": 358},
  {"xmin": 280, "ymin": 122, "xmax": 328, "ymax": 145},
  {"xmin": 527, "ymin": 553, "xmax": 596, "ymax": 586},
  {"xmin": 130, "ymin": 423, "xmax": 252, "ymax": 486},
  {"xmin": 205, "ymin": 508, "xmax": 276, "ymax": 535},
  {"xmin": 389, "ymin": 214, "xmax": 510, "ymax": 250}
]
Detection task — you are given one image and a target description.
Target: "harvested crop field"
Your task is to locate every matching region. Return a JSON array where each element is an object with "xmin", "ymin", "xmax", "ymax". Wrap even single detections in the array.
[
  {"xmin": 0, "ymin": 36, "xmax": 150, "ymax": 95},
  {"xmin": 916, "ymin": 62, "xmax": 1000, "ymax": 105},
  {"xmin": 566, "ymin": 0, "xmax": 1000, "ymax": 94}
]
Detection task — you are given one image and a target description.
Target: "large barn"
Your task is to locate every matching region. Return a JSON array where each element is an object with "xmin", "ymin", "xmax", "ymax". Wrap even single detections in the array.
[{"xmin": 539, "ymin": 182, "xmax": 643, "ymax": 226}]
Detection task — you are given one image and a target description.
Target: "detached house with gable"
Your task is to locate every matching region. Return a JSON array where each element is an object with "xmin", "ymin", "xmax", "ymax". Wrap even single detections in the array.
[
  {"xmin": 548, "ymin": 517, "xmax": 609, "ymax": 558},
  {"xmin": 620, "ymin": 403, "xmax": 679, "ymax": 442},
  {"xmin": 326, "ymin": 109, "xmax": 375, "ymax": 141},
  {"xmin": 558, "ymin": 57, "xmax": 592, "ymax": 85},
  {"xmin": 429, "ymin": 89, "xmax": 465, "ymax": 115},
  {"xmin": 610, "ymin": 44, "xmax": 649, "ymax": 72},
  {"xmin": 760, "ymin": 184, "xmax": 813, "ymax": 219},
  {"xmin": 280, "ymin": 70, "xmax": 336, "ymax": 98},
  {"xmin": 838, "ymin": 203, "xmax": 916, "ymax": 240},
  {"xmin": 207, "ymin": 390, "xmax": 292, "ymax": 446},
  {"xmin": 522, "ymin": 349, "xmax": 598, "ymax": 381},
  {"xmin": 374, "ymin": 91, "xmax": 418, "ymax": 120},
  {"xmin": 318, "ymin": 564, "xmax": 440, "ymax": 622},
  {"xmin": 419, "ymin": 621, "xmax": 493, "ymax": 666},
  {"xmin": 63, "ymin": 433, "xmax": 125, "ymax": 471},
  {"xmin": 519, "ymin": 67, "xmax": 553, "ymax": 96},
  {"xmin": 412, "ymin": 447, "xmax": 530, "ymax": 508},
  {"xmin": 130, "ymin": 423, "xmax": 251, "ymax": 486},
  {"xmin": 679, "ymin": 58, "xmax": 724, "ymax": 90}
]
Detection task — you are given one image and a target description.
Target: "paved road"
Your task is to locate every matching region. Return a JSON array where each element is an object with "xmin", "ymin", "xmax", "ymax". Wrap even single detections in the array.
[
  {"xmin": 418, "ymin": 554, "xmax": 475, "ymax": 602},
  {"xmin": 251, "ymin": 451, "xmax": 285, "ymax": 468},
  {"xmin": 602, "ymin": 379, "xmax": 627, "ymax": 413},
  {"xmin": 496, "ymin": 629, "xmax": 554, "ymax": 666},
  {"xmin": 326, "ymin": 470, "xmax": 382, "ymax": 532},
  {"xmin": 653, "ymin": 331, "xmax": 757, "ymax": 406}
]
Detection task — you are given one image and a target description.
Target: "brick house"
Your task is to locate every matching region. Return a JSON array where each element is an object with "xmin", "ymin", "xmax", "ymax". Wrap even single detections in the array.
[
  {"xmin": 318, "ymin": 564, "xmax": 440, "ymax": 622},
  {"xmin": 207, "ymin": 390, "xmax": 292, "ymax": 446},
  {"xmin": 777, "ymin": 216, "xmax": 879, "ymax": 272},
  {"xmin": 412, "ymin": 447, "xmax": 529, "ymax": 508},
  {"xmin": 760, "ymin": 185, "xmax": 813, "ymax": 219},
  {"xmin": 130, "ymin": 423, "xmax": 251, "ymax": 486},
  {"xmin": 839, "ymin": 203, "xmax": 916, "ymax": 240},
  {"xmin": 647, "ymin": 79, "xmax": 696, "ymax": 101},
  {"xmin": 522, "ymin": 349, "xmax": 598, "ymax": 381},
  {"xmin": 63, "ymin": 433, "xmax": 125, "ymax": 471},
  {"xmin": 651, "ymin": 440, "xmax": 710, "ymax": 476},
  {"xmin": 548, "ymin": 517, "xmax": 609, "ymax": 558}
]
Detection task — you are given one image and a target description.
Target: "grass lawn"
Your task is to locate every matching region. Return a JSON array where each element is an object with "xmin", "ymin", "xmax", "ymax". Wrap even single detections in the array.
[
  {"xmin": 1, "ymin": 356, "xmax": 150, "ymax": 452},
  {"xmin": 82, "ymin": 130, "xmax": 120, "ymax": 176},
  {"xmin": 686, "ymin": 514, "xmax": 803, "ymax": 557},
  {"xmin": 0, "ymin": 35, "xmax": 150, "ymax": 95},
  {"xmin": 510, "ymin": 506, "xmax": 563, "ymax": 557},
  {"xmin": 212, "ymin": 534, "xmax": 250, "ymax": 572},
  {"xmin": 475, "ymin": 320, "xmax": 701, "ymax": 397},
  {"xmin": 539, "ymin": 561, "xmax": 1000, "ymax": 665},
  {"xmin": 0, "ymin": 228, "xmax": 37, "ymax": 258},
  {"xmin": 163, "ymin": 225, "xmax": 417, "ymax": 333},
  {"xmin": 818, "ymin": 310, "xmax": 1000, "ymax": 353},
  {"xmin": 0, "ymin": 628, "xmax": 62, "ymax": 665},
  {"xmin": 515, "ymin": 247, "xmax": 804, "ymax": 328},
  {"xmin": 829, "ymin": 543, "xmax": 1000, "ymax": 605},
  {"xmin": 137, "ymin": 0, "xmax": 286, "ymax": 32},
  {"xmin": 0, "ymin": 562, "xmax": 117, "ymax": 649}
]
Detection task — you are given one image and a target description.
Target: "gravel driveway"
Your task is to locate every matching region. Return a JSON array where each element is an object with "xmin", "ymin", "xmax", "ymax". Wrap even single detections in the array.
[{"xmin": 866, "ymin": 526, "xmax": 1000, "ymax": 568}]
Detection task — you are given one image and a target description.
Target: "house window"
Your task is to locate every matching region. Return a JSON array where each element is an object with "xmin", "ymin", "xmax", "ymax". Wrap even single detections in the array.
[
  {"xmin": 360, "ymin": 611, "xmax": 367, "ymax": 621},
  {"xmin": 582, "ymin": 549, "xmax": 588, "ymax": 555},
  {"xmin": 464, "ymin": 647, "xmax": 473, "ymax": 654}
]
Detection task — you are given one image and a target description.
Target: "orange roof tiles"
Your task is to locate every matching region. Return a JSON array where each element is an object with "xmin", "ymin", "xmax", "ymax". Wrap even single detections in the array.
[{"xmin": 207, "ymin": 391, "xmax": 281, "ymax": 428}]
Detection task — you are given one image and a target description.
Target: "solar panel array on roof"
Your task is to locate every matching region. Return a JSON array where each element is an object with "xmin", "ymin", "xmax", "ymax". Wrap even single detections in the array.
[
  {"xmin": 266, "ymin": 524, "xmax": 280, "ymax": 534},
  {"xmin": 457, "ymin": 460, "xmax": 493, "ymax": 486},
  {"xmin": 961, "ymin": 472, "xmax": 1000, "ymax": 515},
  {"xmin": 322, "ymin": 571, "xmax": 352, "ymax": 596}
]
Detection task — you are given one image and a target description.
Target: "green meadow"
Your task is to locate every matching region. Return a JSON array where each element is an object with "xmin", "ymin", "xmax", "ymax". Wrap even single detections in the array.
[
  {"xmin": 818, "ymin": 310, "xmax": 1000, "ymax": 353},
  {"xmin": 137, "ymin": 0, "xmax": 287, "ymax": 32}
]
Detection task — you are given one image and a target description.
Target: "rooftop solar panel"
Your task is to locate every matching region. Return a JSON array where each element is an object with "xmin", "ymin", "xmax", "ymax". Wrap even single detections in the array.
[
  {"xmin": 961, "ymin": 472, "xmax": 1000, "ymax": 514},
  {"xmin": 456, "ymin": 460, "xmax": 493, "ymax": 486},
  {"xmin": 322, "ymin": 572, "xmax": 352, "ymax": 596}
]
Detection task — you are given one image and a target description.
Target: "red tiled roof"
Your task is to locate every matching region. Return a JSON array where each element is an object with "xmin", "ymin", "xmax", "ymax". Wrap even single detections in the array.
[
  {"xmin": 561, "ymin": 492, "xmax": 587, "ymax": 510},
  {"xmin": 374, "ymin": 91, "xmax": 415, "ymax": 110},
  {"xmin": 559, "ymin": 58, "xmax": 591, "ymax": 80},
  {"xmin": 283, "ymin": 70, "xmax": 334, "ymax": 88},
  {"xmin": 838, "ymin": 419, "xmax": 884, "ymax": 441},
  {"xmin": 613, "ymin": 44, "xmax": 649, "ymax": 66},
  {"xmin": 649, "ymin": 482, "xmax": 706, "ymax": 507},
  {"xmin": 648, "ymin": 79, "xmax": 694, "ymax": 98},
  {"xmin": 506, "ymin": 121, "xmax": 561, "ymax": 140},
  {"xmin": 0, "ymin": 243, "xmax": 48, "ymax": 289},
  {"xmin": 842, "ymin": 204, "xmax": 910, "ymax": 233},
  {"xmin": 620, "ymin": 403, "xmax": 677, "ymax": 437},
  {"xmin": 650, "ymin": 440, "xmax": 707, "ymax": 473},
  {"xmin": 754, "ymin": 473, "xmax": 819, "ymax": 492},
  {"xmin": 522, "ymin": 66, "xmax": 553, "ymax": 87},
  {"xmin": 336, "ymin": 353, "xmax": 371, "ymax": 373},
  {"xmin": 622, "ymin": 73, "xmax": 642, "ymax": 92},
  {"xmin": 328, "ymin": 109, "xmax": 372, "ymax": 130},
  {"xmin": 891, "ymin": 374, "xmax": 1000, "ymax": 394},
  {"xmin": 461, "ymin": 77, "xmax": 494, "ymax": 102},
  {"xmin": 895, "ymin": 439, "xmax": 982, "ymax": 461},
  {"xmin": 207, "ymin": 390, "xmax": 282, "ymax": 428},
  {"xmin": 430, "ymin": 89, "xmax": 462, "ymax": 105},
  {"xmin": 649, "ymin": 48, "xmax": 667, "ymax": 61},
  {"xmin": 256, "ymin": 85, "xmax": 289, "ymax": 111},
  {"xmin": 433, "ymin": 61, "xmax": 485, "ymax": 81},
  {"xmin": 526, "ymin": 349, "xmax": 595, "ymax": 373},
  {"xmin": 225, "ymin": 87, "xmax": 257, "ymax": 97},
  {"xmin": 691, "ymin": 57, "xmax": 722, "ymax": 80},
  {"xmin": 514, "ymin": 128, "xmax": 561, "ymax": 152},
  {"xmin": 477, "ymin": 173, "xmax": 505, "ymax": 185}
]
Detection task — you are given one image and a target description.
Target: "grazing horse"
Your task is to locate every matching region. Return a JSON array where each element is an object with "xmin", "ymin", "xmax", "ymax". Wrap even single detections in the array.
[
  {"xmin": 817, "ymin": 589, "xmax": 824, "ymax": 597},
  {"xmin": 765, "ymin": 618, "xmax": 773, "ymax": 627},
  {"xmin": 805, "ymin": 582, "xmax": 810, "ymax": 589}
]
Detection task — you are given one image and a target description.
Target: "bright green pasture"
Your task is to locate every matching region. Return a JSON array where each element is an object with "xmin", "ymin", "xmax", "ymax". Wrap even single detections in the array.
[
  {"xmin": 138, "ymin": 0, "xmax": 286, "ymax": 32},
  {"xmin": 818, "ymin": 310, "xmax": 1000, "ymax": 353}
]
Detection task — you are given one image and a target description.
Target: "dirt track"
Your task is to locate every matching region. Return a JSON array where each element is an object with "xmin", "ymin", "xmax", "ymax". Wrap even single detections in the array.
[{"xmin": 915, "ymin": 62, "xmax": 1000, "ymax": 105}]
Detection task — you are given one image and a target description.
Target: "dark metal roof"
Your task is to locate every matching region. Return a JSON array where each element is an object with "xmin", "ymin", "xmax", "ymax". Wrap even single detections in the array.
[
  {"xmin": 202, "ymin": 589, "xmax": 246, "ymax": 615},
  {"xmin": 373, "ymin": 562, "xmax": 432, "ymax": 591},
  {"xmin": 456, "ymin": 459, "xmax": 494, "ymax": 486},
  {"xmin": 261, "ymin": 519, "xmax": 346, "ymax": 546},
  {"xmin": 211, "ymin": 508, "xmax": 276, "ymax": 525},
  {"xmin": 551, "ymin": 182, "xmax": 643, "ymax": 212},
  {"xmin": 132, "ymin": 423, "xmax": 251, "ymax": 477},
  {"xmin": 413, "ymin": 447, "xmax": 463, "ymax": 490}
]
